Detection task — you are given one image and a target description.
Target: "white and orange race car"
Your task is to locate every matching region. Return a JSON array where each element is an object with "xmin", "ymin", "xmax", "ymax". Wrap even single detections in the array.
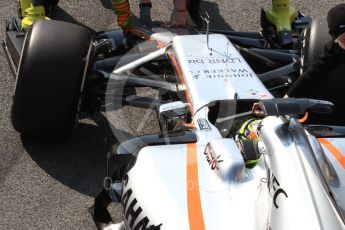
[{"xmin": 3, "ymin": 4, "xmax": 345, "ymax": 230}]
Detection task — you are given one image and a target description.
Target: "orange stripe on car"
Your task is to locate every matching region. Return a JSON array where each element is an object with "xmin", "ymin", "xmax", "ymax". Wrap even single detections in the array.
[
  {"xmin": 168, "ymin": 51, "xmax": 194, "ymax": 117},
  {"xmin": 319, "ymin": 138, "xmax": 345, "ymax": 170},
  {"xmin": 187, "ymin": 143, "xmax": 205, "ymax": 230},
  {"xmin": 124, "ymin": 31, "xmax": 194, "ymax": 127}
]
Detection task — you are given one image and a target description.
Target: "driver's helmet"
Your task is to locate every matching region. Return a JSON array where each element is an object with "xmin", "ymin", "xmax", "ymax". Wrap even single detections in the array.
[
  {"xmin": 237, "ymin": 119, "xmax": 261, "ymax": 141},
  {"xmin": 236, "ymin": 119, "xmax": 262, "ymax": 168}
]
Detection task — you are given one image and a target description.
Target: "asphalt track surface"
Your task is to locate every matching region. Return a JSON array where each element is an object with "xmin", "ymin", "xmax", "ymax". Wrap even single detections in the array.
[{"xmin": 0, "ymin": 0, "xmax": 343, "ymax": 229}]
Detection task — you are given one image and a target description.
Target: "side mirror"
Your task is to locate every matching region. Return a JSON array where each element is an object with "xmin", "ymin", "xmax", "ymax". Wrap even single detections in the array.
[
  {"xmin": 158, "ymin": 101, "xmax": 191, "ymax": 132},
  {"xmin": 159, "ymin": 101, "xmax": 190, "ymax": 119},
  {"xmin": 259, "ymin": 98, "xmax": 334, "ymax": 117}
]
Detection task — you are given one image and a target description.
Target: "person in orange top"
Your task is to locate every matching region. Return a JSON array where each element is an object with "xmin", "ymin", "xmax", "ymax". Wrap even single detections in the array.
[
  {"xmin": 112, "ymin": 0, "xmax": 195, "ymax": 31},
  {"xmin": 111, "ymin": 0, "xmax": 136, "ymax": 31},
  {"xmin": 20, "ymin": 0, "xmax": 197, "ymax": 31}
]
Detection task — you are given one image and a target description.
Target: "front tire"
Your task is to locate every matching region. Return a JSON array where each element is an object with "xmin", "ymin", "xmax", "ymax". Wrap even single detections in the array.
[
  {"xmin": 300, "ymin": 18, "xmax": 345, "ymax": 125},
  {"xmin": 300, "ymin": 18, "xmax": 331, "ymax": 72},
  {"xmin": 12, "ymin": 20, "xmax": 92, "ymax": 138}
]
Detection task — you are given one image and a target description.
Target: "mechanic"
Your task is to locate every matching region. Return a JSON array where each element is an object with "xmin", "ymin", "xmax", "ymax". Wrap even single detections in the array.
[
  {"xmin": 111, "ymin": 0, "xmax": 154, "ymax": 31},
  {"xmin": 20, "ymin": 0, "xmax": 49, "ymax": 30},
  {"xmin": 284, "ymin": 3, "xmax": 345, "ymax": 98},
  {"xmin": 252, "ymin": 4, "xmax": 345, "ymax": 117},
  {"xmin": 20, "ymin": 0, "xmax": 197, "ymax": 31},
  {"xmin": 116, "ymin": 0, "xmax": 197, "ymax": 30},
  {"xmin": 169, "ymin": 0, "xmax": 193, "ymax": 28},
  {"xmin": 19, "ymin": 0, "xmax": 155, "ymax": 30},
  {"xmin": 172, "ymin": 0, "xmax": 203, "ymax": 28},
  {"xmin": 187, "ymin": 0, "xmax": 203, "ymax": 28}
]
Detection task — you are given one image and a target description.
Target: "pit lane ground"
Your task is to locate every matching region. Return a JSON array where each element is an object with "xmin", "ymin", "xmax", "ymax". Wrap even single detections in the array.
[{"xmin": 0, "ymin": 0, "xmax": 342, "ymax": 229}]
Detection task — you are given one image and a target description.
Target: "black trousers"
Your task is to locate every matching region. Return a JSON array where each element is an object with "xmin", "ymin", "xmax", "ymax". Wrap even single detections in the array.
[
  {"xmin": 32, "ymin": 0, "xmax": 59, "ymax": 7},
  {"xmin": 187, "ymin": 0, "xmax": 202, "ymax": 27}
]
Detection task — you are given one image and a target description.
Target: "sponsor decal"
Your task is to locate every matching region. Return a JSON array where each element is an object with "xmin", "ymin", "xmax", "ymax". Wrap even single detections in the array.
[
  {"xmin": 197, "ymin": 119, "xmax": 211, "ymax": 131},
  {"xmin": 190, "ymin": 68, "xmax": 255, "ymax": 80},
  {"xmin": 122, "ymin": 176, "xmax": 163, "ymax": 230},
  {"xmin": 268, "ymin": 174, "xmax": 288, "ymax": 209},
  {"xmin": 190, "ymin": 70, "xmax": 201, "ymax": 79},
  {"xmin": 187, "ymin": 57, "xmax": 242, "ymax": 65},
  {"xmin": 204, "ymin": 68, "xmax": 255, "ymax": 79},
  {"xmin": 204, "ymin": 144, "xmax": 223, "ymax": 170}
]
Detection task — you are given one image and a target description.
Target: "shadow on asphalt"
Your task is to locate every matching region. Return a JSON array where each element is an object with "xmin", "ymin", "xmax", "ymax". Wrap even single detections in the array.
[
  {"xmin": 21, "ymin": 118, "xmax": 134, "ymax": 197},
  {"xmin": 50, "ymin": 5, "xmax": 96, "ymax": 32},
  {"xmin": 17, "ymin": 0, "xmax": 234, "ymax": 199},
  {"xmin": 99, "ymin": 0, "xmax": 113, "ymax": 10},
  {"xmin": 200, "ymin": 1, "xmax": 233, "ymax": 31},
  {"xmin": 99, "ymin": 0, "xmax": 234, "ymax": 32},
  {"xmin": 48, "ymin": 1, "xmax": 234, "ymax": 33}
]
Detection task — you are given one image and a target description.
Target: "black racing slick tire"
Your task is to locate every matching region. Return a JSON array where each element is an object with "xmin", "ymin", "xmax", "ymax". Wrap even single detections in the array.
[
  {"xmin": 12, "ymin": 20, "xmax": 92, "ymax": 138},
  {"xmin": 300, "ymin": 18, "xmax": 332, "ymax": 72},
  {"xmin": 300, "ymin": 18, "xmax": 345, "ymax": 125}
]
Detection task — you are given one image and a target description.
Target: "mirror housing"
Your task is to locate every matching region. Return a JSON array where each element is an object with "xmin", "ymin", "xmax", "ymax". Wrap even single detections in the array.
[
  {"xmin": 259, "ymin": 98, "xmax": 334, "ymax": 117},
  {"xmin": 159, "ymin": 101, "xmax": 190, "ymax": 119}
]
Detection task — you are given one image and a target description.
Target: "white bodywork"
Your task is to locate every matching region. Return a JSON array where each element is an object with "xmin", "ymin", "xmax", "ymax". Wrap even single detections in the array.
[
  {"xmin": 110, "ymin": 33, "xmax": 345, "ymax": 230},
  {"xmin": 319, "ymin": 138, "xmax": 345, "ymax": 212},
  {"xmin": 172, "ymin": 34, "xmax": 273, "ymax": 112}
]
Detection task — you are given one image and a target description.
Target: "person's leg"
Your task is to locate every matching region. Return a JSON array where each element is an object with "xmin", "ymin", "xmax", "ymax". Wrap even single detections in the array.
[
  {"xmin": 187, "ymin": 0, "xmax": 202, "ymax": 28},
  {"xmin": 111, "ymin": 0, "xmax": 133, "ymax": 31},
  {"xmin": 20, "ymin": 0, "xmax": 32, "ymax": 18},
  {"xmin": 170, "ymin": 0, "xmax": 190, "ymax": 27},
  {"xmin": 43, "ymin": 0, "xmax": 59, "ymax": 16},
  {"xmin": 139, "ymin": 0, "xmax": 152, "ymax": 26},
  {"xmin": 21, "ymin": 0, "xmax": 48, "ymax": 30}
]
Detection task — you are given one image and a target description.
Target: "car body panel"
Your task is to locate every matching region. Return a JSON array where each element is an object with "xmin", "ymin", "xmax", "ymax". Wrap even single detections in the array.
[
  {"xmin": 260, "ymin": 117, "xmax": 345, "ymax": 230},
  {"xmin": 319, "ymin": 137, "xmax": 345, "ymax": 214},
  {"xmin": 172, "ymin": 34, "xmax": 273, "ymax": 113},
  {"xmin": 122, "ymin": 115, "xmax": 345, "ymax": 229},
  {"xmin": 111, "ymin": 33, "xmax": 345, "ymax": 230}
]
